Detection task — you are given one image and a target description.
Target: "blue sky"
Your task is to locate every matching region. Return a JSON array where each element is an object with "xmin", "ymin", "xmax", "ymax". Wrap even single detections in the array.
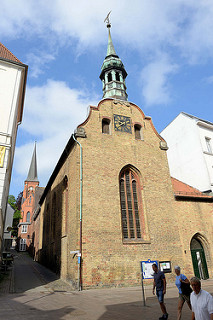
[{"xmin": 1, "ymin": 0, "xmax": 213, "ymax": 197}]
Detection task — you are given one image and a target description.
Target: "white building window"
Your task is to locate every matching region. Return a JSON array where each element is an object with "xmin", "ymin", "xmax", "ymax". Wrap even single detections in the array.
[
  {"xmin": 205, "ymin": 137, "xmax": 212, "ymax": 154},
  {"xmin": 20, "ymin": 239, "xmax": 26, "ymax": 251},
  {"xmin": 21, "ymin": 225, "xmax": 28, "ymax": 233}
]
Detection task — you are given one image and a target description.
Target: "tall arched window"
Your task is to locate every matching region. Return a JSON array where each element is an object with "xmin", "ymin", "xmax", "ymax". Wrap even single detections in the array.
[
  {"xmin": 120, "ymin": 168, "xmax": 142, "ymax": 240},
  {"xmin": 52, "ymin": 193, "xmax": 56, "ymax": 238},
  {"xmin": 107, "ymin": 72, "xmax": 112, "ymax": 82},
  {"xmin": 115, "ymin": 72, "xmax": 120, "ymax": 81},
  {"xmin": 26, "ymin": 211, "xmax": 30, "ymax": 222},
  {"xmin": 63, "ymin": 175, "xmax": 68, "ymax": 235}
]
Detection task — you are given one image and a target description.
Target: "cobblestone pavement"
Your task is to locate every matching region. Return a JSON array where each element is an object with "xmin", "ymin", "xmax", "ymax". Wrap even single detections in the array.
[{"xmin": 0, "ymin": 250, "xmax": 213, "ymax": 319}]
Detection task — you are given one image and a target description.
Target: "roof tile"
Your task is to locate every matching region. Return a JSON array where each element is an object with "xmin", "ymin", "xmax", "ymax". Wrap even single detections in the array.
[
  {"xmin": 0, "ymin": 42, "xmax": 22, "ymax": 64},
  {"xmin": 171, "ymin": 177, "xmax": 212, "ymax": 198}
]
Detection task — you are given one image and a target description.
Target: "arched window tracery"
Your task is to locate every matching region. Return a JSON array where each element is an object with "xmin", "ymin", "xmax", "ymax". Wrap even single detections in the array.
[{"xmin": 120, "ymin": 168, "xmax": 142, "ymax": 240}]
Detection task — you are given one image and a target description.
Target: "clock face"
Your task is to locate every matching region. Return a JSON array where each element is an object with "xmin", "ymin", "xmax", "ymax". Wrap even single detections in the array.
[{"xmin": 114, "ymin": 114, "xmax": 132, "ymax": 133}]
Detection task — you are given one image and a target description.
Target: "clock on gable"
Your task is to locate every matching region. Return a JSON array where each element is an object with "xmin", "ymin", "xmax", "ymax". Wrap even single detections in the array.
[{"xmin": 114, "ymin": 114, "xmax": 132, "ymax": 133}]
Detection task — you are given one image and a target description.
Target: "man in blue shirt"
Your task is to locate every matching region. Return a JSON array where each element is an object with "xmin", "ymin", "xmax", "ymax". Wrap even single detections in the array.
[{"xmin": 152, "ymin": 263, "xmax": 168, "ymax": 320}]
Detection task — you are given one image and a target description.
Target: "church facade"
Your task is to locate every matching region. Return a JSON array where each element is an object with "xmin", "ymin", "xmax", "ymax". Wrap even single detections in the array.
[
  {"xmin": 18, "ymin": 144, "xmax": 44, "ymax": 254},
  {"xmin": 32, "ymin": 23, "xmax": 213, "ymax": 289}
]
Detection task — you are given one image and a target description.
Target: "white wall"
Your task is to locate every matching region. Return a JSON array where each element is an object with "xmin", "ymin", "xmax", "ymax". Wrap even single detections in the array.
[
  {"xmin": 161, "ymin": 113, "xmax": 212, "ymax": 192},
  {"xmin": 0, "ymin": 59, "xmax": 26, "ymax": 246},
  {"xmin": 197, "ymin": 123, "xmax": 213, "ymax": 190},
  {"xmin": 4, "ymin": 204, "xmax": 14, "ymax": 240}
]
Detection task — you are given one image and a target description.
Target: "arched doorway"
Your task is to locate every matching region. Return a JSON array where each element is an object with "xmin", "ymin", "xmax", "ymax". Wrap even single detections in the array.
[{"xmin": 190, "ymin": 237, "xmax": 209, "ymax": 279}]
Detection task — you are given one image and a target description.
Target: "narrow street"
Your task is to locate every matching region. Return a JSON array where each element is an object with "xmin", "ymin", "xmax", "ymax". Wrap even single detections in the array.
[{"xmin": 0, "ymin": 251, "xmax": 212, "ymax": 319}]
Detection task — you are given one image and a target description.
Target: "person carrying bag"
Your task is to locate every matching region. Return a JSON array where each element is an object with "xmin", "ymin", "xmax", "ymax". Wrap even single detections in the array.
[{"xmin": 174, "ymin": 266, "xmax": 192, "ymax": 320}]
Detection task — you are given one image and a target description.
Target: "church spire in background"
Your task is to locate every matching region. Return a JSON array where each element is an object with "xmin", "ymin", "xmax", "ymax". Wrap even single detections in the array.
[
  {"xmin": 26, "ymin": 142, "xmax": 38, "ymax": 182},
  {"xmin": 100, "ymin": 12, "xmax": 128, "ymax": 101}
]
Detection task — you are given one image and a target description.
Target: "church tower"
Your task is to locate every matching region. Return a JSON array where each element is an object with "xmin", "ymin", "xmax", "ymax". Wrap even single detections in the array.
[
  {"xmin": 18, "ymin": 143, "xmax": 39, "ymax": 251},
  {"xmin": 99, "ymin": 20, "xmax": 128, "ymax": 101}
]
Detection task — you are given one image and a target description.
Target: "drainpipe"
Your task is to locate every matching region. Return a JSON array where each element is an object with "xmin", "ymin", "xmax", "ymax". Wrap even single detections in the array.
[{"xmin": 72, "ymin": 134, "xmax": 82, "ymax": 291}]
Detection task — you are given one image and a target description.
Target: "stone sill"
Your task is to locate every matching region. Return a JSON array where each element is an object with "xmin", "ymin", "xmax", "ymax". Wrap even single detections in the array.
[{"xmin": 122, "ymin": 239, "xmax": 151, "ymax": 245}]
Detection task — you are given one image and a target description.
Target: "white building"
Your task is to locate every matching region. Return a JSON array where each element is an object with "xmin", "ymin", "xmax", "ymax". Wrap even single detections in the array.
[
  {"xmin": 161, "ymin": 112, "xmax": 213, "ymax": 193},
  {"xmin": 0, "ymin": 43, "xmax": 28, "ymax": 250}
]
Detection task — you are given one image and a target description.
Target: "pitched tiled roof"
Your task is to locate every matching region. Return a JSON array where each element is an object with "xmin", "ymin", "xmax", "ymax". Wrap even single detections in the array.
[
  {"xmin": 0, "ymin": 42, "xmax": 22, "ymax": 64},
  {"xmin": 171, "ymin": 177, "xmax": 213, "ymax": 199}
]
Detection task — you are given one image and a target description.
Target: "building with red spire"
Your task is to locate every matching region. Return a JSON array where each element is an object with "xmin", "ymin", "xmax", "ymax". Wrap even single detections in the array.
[{"xmin": 18, "ymin": 144, "xmax": 39, "ymax": 251}]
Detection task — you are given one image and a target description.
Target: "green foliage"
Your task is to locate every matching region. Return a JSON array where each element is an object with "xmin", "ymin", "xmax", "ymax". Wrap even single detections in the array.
[
  {"xmin": 13, "ymin": 211, "xmax": 22, "ymax": 219},
  {"xmin": 8, "ymin": 195, "xmax": 16, "ymax": 210},
  {"xmin": 16, "ymin": 192, "xmax": 23, "ymax": 211},
  {"xmin": 8, "ymin": 193, "xmax": 23, "ymax": 237}
]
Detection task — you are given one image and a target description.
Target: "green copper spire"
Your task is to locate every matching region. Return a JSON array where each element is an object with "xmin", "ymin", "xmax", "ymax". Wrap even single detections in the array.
[
  {"xmin": 106, "ymin": 27, "xmax": 117, "ymax": 57},
  {"xmin": 100, "ymin": 13, "xmax": 128, "ymax": 101}
]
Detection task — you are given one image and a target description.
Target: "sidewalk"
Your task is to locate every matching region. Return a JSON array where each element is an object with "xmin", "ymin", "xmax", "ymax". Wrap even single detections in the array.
[
  {"xmin": 0, "ymin": 251, "xmax": 213, "ymax": 319},
  {"xmin": 0, "ymin": 265, "xmax": 13, "ymax": 294}
]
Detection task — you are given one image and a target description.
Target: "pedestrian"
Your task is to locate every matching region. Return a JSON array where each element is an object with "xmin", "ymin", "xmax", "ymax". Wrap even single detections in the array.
[
  {"xmin": 152, "ymin": 263, "xmax": 168, "ymax": 320},
  {"xmin": 174, "ymin": 266, "xmax": 191, "ymax": 320},
  {"xmin": 190, "ymin": 277, "xmax": 213, "ymax": 320}
]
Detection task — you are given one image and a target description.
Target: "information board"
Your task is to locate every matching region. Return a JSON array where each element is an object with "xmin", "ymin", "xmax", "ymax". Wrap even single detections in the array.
[
  {"xmin": 141, "ymin": 259, "xmax": 158, "ymax": 279},
  {"xmin": 159, "ymin": 261, "xmax": 171, "ymax": 273}
]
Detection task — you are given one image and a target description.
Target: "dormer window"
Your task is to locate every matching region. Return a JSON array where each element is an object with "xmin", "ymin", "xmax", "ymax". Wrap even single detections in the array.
[
  {"xmin": 134, "ymin": 124, "xmax": 142, "ymax": 140},
  {"xmin": 102, "ymin": 119, "xmax": 110, "ymax": 134}
]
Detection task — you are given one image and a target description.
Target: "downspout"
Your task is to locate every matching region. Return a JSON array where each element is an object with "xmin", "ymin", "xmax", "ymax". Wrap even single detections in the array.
[{"xmin": 72, "ymin": 134, "xmax": 83, "ymax": 291}]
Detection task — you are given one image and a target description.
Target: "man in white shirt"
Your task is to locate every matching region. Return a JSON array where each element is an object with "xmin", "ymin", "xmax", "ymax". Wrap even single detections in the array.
[{"xmin": 190, "ymin": 277, "xmax": 213, "ymax": 320}]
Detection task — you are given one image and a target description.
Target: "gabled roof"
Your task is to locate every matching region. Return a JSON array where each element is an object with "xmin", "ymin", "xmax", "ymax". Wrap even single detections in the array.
[
  {"xmin": 0, "ymin": 42, "xmax": 22, "ymax": 64},
  {"xmin": 171, "ymin": 177, "xmax": 213, "ymax": 200},
  {"xmin": 181, "ymin": 112, "xmax": 213, "ymax": 127},
  {"xmin": 161, "ymin": 112, "xmax": 213, "ymax": 134},
  {"xmin": 0, "ymin": 42, "xmax": 28, "ymax": 124}
]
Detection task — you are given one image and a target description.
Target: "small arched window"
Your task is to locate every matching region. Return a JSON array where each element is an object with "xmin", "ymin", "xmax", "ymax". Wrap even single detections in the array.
[
  {"xmin": 115, "ymin": 72, "xmax": 120, "ymax": 81},
  {"xmin": 120, "ymin": 168, "xmax": 142, "ymax": 240},
  {"xmin": 134, "ymin": 124, "xmax": 142, "ymax": 140},
  {"xmin": 102, "ymin": 119, "xmax": 110, "ymax": 134},
  {"xmin": 26, "ymin": 211, "xmax": 30, "ymax": 222},
  {"xmin": 107, "ymin": 72, "xmax": 112, "ymax": 82}
]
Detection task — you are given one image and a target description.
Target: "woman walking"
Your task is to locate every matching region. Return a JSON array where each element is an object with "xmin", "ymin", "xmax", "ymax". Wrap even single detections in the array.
[{"xmin": 174, "ymin": 266, "xmax": 191, "ymax": 320}]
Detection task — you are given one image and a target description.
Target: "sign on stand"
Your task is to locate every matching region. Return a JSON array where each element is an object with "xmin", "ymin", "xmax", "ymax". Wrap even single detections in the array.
[
  {"xmin": 141, "ymin": 259, "xmax": 158, "ymax": 279},
  {"xmin": 140, "ymin": 259, "xmax": 158, "ymax": 306}
]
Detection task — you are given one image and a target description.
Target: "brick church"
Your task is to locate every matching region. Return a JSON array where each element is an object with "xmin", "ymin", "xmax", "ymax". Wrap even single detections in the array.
[
  {"xmin": 20, "ymin": 22, "xmax": 213, "ymax": 290},
  {"xmin": 18, "ymin": 144, "xmax": 44, "ymax": 255}
]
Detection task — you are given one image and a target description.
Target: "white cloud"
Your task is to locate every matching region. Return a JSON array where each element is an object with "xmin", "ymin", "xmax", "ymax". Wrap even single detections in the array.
[
  {"xmin": 1, "ymin": 0, "xmax": 213, "ymax": 62},
  {"xmin": 177, "ymin": 1, "xmax": 213, "ymax": 63},
  {"xmin": 4, "ymin": 0, "xmax": 213, "ymax": 196},
  {"xmin": 13, "ymin": 80, "xmax": 98, "ymax": 188},
  {"xmin": 26, "ymin": 52, "xmax": 55, "ymax": 78},
  {"xmin": 204, "ymin": 75, "xmax": 213, "ymax": 84},
  {"xmin": 140, "ymin": 54, "xmax": 178, "ymax": 106}
]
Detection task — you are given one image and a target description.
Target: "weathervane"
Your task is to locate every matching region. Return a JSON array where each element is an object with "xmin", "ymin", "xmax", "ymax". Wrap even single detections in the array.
[{"xmin": 104, "ymin": 11, "xmax": 112, "ymax": 28}]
